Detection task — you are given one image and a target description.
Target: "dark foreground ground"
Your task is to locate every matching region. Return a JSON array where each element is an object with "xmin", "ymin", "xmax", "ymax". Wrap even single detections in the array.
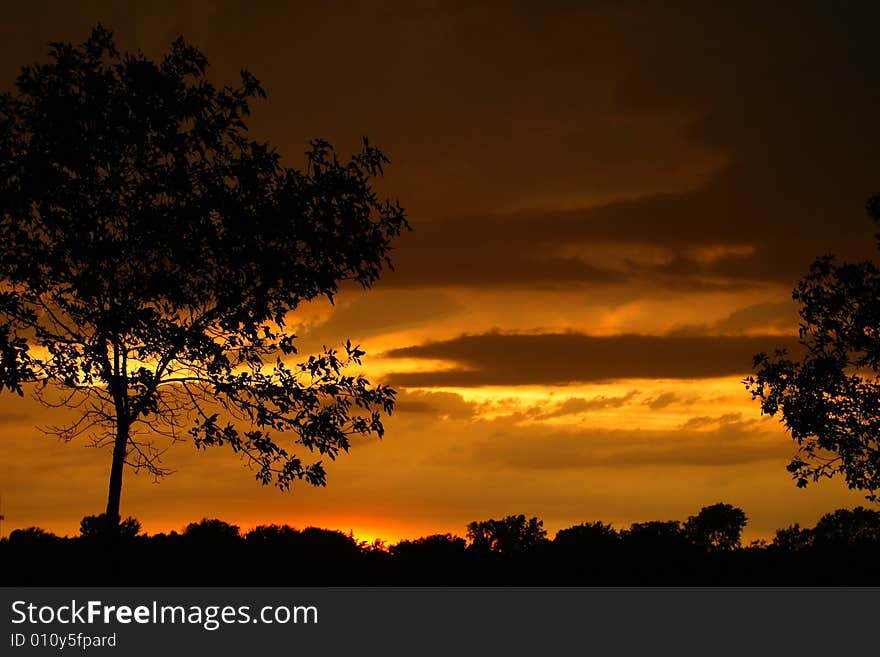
[{"xmin": 2, "ymin": 511, "xmax": 879, "ymax": 586}]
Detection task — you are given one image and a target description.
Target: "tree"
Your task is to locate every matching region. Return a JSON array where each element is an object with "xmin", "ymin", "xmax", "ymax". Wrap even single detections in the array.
[
  {"xmin": 80, "ymin": 513, "xmax": 141, "ymax": 539},
  {"xmin": 466, "ymin": 514, "xmax": 547, "ymax": 556},
  {"xmin": 389, "ymin": 533, "xmax": 467, "ymax": 560},
  {"xmin": 553, "ymin": 521, "xmax": 618, "ymax": 552},
  {"xmin": 296, "ymin": 527, "xmax": 362, "ymax": 562},
  {"xmin": 746, "ymin": 195, "xmax": 880, "ymax": 500},
  {"xmin": 772, "ymin": 523, "xmax": 813, "ymax": 552},
  {"xmin": 0, "ymin": 27, "xmax": 409, "ymax": 527},
  {"xmin": 620, "ymin": 520, "xmax": 688, "ymax": 551},
  {"xmin": 244, "ymin": 523, "xmax": 300, "ymax": 545},
  {"xmin": 8, "ymin": 526, "xmax": 59, "ymax": 545},
  {"xmin": 811, "ymin": 507, "xmax": 880, "ymax": 546},
  {"xmin": 183, "ymin": 518, "xmax": 240, "ymax": 542},
  {"xmin": 683, "ymin": 503, "xmax": 747, "ymax": 551}
]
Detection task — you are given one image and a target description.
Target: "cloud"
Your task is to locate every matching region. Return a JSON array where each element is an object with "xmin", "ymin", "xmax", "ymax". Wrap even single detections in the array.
[
  {"xmin": 468, "ymin": 415, "xmax": 790, "ymax": 470},
  {"xmin": 393, "ymin": 390, "xmax": 476, "ymax": 421},
  {"xmin": 294, "ymin": 289, "xmax": 465, "ymax": 354},
  {"xmin": 0, "ymin": 385, "xmax": 40, "ymax": 427},
  {"xmin": 384, "ymin": 236, "xmax": 634, "ymax": 290},
  {"xmin": 4, "ymin": 3, "xmax": 879, "ymax": 299},
  {"xmin": 670, "ymin": 301, "xmax": 799, "ymax": 336},
  {"xmin": 679, "ymin": 413, "xmax": 743, "ymax": 430},
  {"xmin": 642, "ymin": 392, "xmax": 680, "ymax": 410},
  {"xmin": 0, "ymin": 410, "xmax": 32, "ymax": 425},
  {"xmin": 0, "ymin": 0, "xmax": 876, "ymax": 539},
  {"xmin": 716, "ymin": 302, "xmax": 798, "ymax": 333},
  {"xmin": 383, "ymin": 179, "xmax": 877, "ymax": 290},
  {"xmin": 364, "ymin": 3, "xmax": 880, "ymax": 292},
  {"xmin": 383, "ymin": 331, "xmax": 801, "ymax": 387},
  {"xmin": 534, "ymin": 391, "xmax": 639, "ymax": 418}
]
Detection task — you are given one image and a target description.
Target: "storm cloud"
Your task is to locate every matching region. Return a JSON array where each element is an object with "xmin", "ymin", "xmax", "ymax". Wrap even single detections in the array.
[{"xmin": 384, "ymin": 332, "xmax": 801, "ymax": 386}]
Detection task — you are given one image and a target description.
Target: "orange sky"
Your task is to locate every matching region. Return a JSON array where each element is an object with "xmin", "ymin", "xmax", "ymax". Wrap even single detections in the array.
[{"xmin": 1, "ymin": 1, "xmax": 878, "ymax": 543}]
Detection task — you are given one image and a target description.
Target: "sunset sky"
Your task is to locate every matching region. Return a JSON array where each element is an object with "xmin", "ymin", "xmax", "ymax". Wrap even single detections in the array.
[{"xmin": 1, "ymin": 1, "xmax": 879, "ymax": 542}]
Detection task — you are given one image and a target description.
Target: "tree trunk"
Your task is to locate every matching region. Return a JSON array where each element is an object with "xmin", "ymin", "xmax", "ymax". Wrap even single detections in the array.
[{"xmin": 104, "ymin": 418, "xmax": 128, "ymax": 524}]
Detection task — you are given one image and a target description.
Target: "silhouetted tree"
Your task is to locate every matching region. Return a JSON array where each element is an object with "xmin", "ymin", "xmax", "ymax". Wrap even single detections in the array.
[
  {"xmin": 387, "ymin": 534, "xmax": 467, "ymax": 584},
  {"xmin": 772, "ymin": 523, "xmax": 813, "ymax": 551},
  {"xmin": 811, "ymin": 507, "xmax": 880, "ymax": 547},
  {"xmin": 8, "ymin": 526, "xmax": 59, "ymax": 545},
  {"xmin": 466, "ymin": 514, "xmax": 547, "ymax": 556},
  {"xmin": 684, "ymin": 503, "xmax": 747, "ymax": 551},
  {"xmin": 389, "ymin": 533, "xmax": 467, "ymax": 559},
  {"xmin": 554, "ymin": 521, "xmax": 618, "ymax": 552},
  {"xmin": 80, "ymin": 513, "xmax": 141, "ymax": 539},
  {"xmin": 0, "ymin": 26, "xmax": 409, "ymax": 527},
  {"xmin": 242, "ymin": 524, "xmax": 301, "ymax": 572},
  {"xmin": 183, "ymin": 518, "xmax": 240, "ymax": 542},
  {"xmin": 4, "ymin": 508, "xmax": 880, "ymax": 585},
  {"xmin": 746, "ymin": 195, "xmax": 880, "ymax": 500},
  {"xmin": 244, "ymin": 524, "xmax": 299, "ymax": 545},
  {"xmin": 296, "ymin": 527, "xmax": 362, "ymax": 564},
  {"xmin": 621, "ymin": 520, "xmax": 688, "ymax": 550}
]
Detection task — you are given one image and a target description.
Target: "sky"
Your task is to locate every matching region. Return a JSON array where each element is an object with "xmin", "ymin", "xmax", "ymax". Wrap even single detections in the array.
[{"xmin": 1, "ymin": 1, "xmax": 879, "ymax": 542}]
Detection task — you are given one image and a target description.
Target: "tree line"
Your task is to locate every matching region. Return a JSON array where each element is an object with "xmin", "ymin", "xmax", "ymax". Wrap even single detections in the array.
[
  {"xmin": 2, "ymin": 503, "xmax": 879, "ymax": 585},
  {"xmin": 3, "ymin": 26, "xmax": 880, "ymax": 544}
]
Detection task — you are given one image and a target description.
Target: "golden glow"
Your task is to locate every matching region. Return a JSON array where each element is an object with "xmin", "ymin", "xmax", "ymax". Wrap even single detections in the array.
[{"xmin": 0, "ymin": 3, "xmax": 875, "ymax": 544}]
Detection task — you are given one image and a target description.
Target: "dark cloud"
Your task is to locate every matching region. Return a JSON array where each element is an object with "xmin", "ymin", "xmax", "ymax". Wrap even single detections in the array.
[
  {"xmin": 383, "ymin": 185, "xmax": 877, "ymax": 290},
  {"xmin": 393, "ymin": 390, "xmax": 476, "ymax": 421},
  {"xmin": 374, "ymin": 2, "xmax": 879, "ymax": 291},
  {"xmin": 384, "ymin": 238, "xmax": 633, "ymax": 290},
  {"xmin": 3, "ymin": 3, "xmax": 878, "ymax": 295},
  {"xmin": 383, "ymin": 332, "xmax": 802, "ymax": 387}
]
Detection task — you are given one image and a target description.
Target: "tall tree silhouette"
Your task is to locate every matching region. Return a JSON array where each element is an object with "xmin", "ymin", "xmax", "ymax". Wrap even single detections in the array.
[
  {"xmin": 0, "ymin": 26, "xmax": 409, "ymax": 526},
  {"xmin": 746, "ymin": 195, "xmax": 880, "ymax": 500}
]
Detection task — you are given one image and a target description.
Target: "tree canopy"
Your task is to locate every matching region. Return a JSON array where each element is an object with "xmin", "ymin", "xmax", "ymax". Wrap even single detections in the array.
[
  {"xmin": 620, "ymin": 520, "xmax": 687, "ymax": 550},
  {"xmin": 466, "ymin": 514, "xmax": 547, "ymax": 556},
  {"xmin": 684, "ymin": 503, "xmax": 747, "ymax": 551},
  {"xmin": 0, "ymin": 26, "xmax": 409, "ymax": 522},
  {"xmin": 746, "ymin": 195, "xmax": 880, "ymax": 500},
  {"xmin": 812, "ymin": 506, "xmax": 880, "ymax": 546}
]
